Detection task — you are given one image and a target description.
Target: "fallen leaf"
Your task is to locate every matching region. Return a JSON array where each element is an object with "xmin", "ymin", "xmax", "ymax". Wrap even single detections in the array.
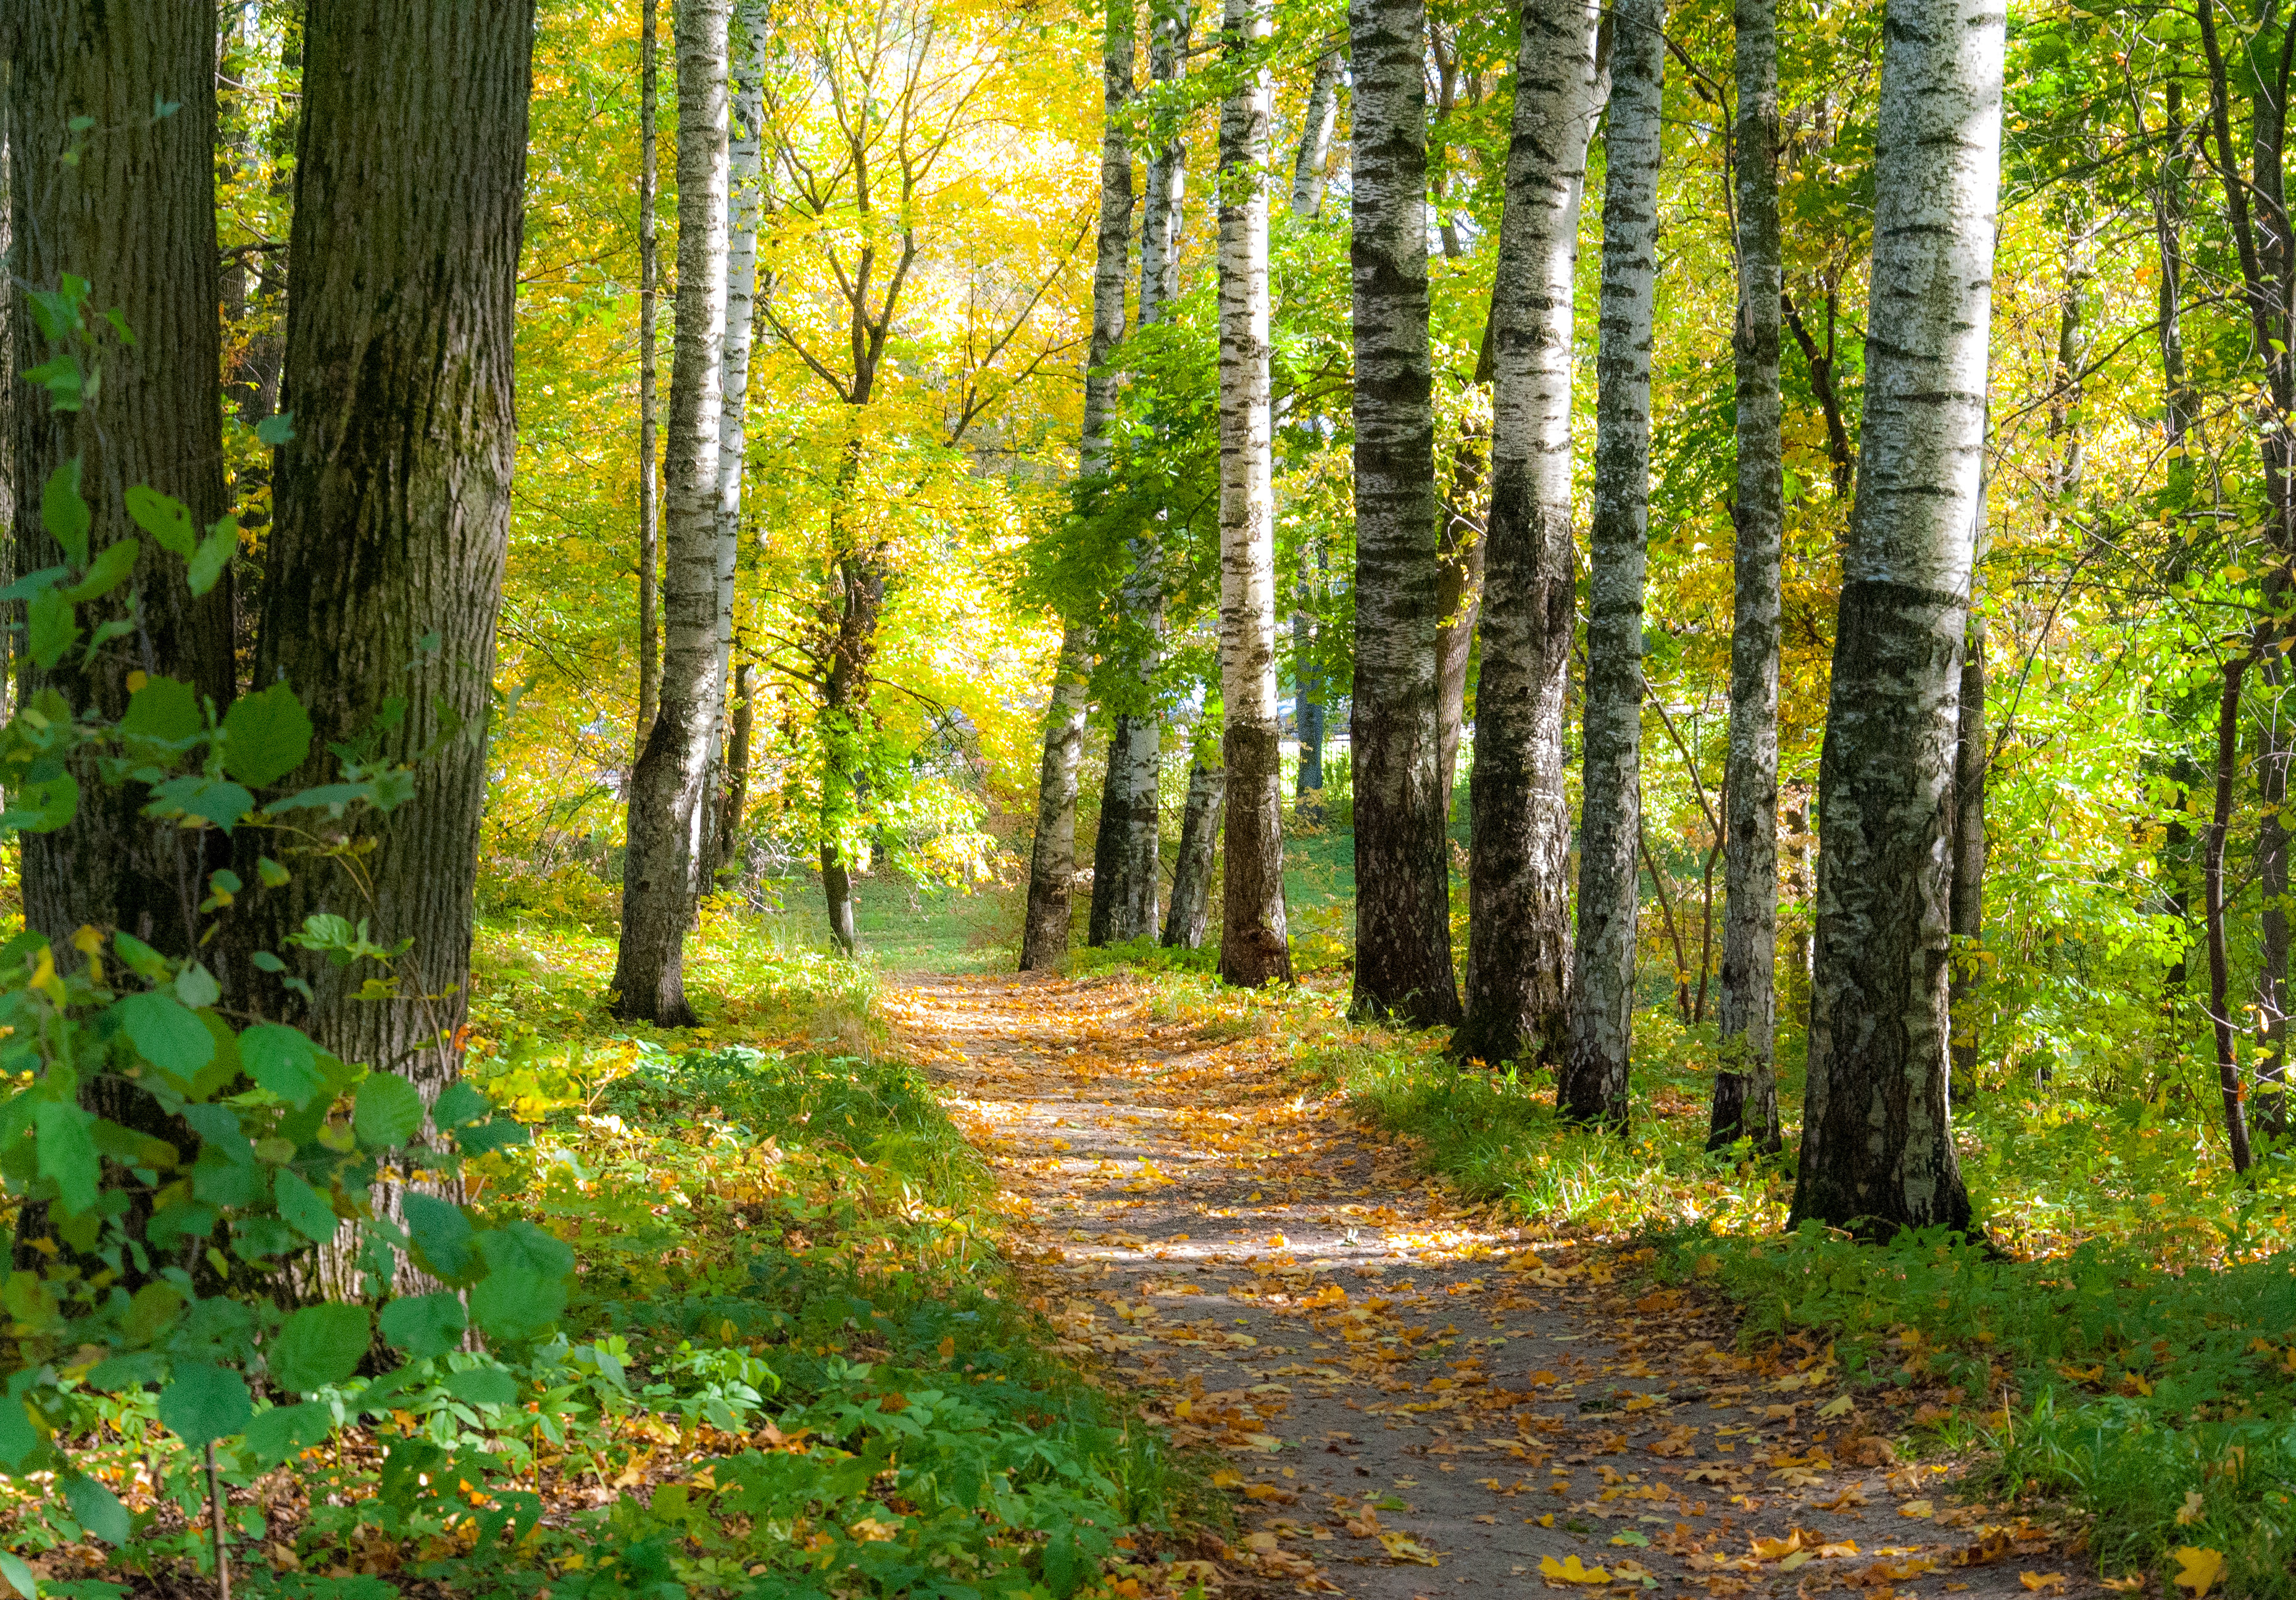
[
  {"xmin": 1539, "ymin": 1555, "xmax": 1612, "ymax": 1585},
  {"xmin": 1378, "ymin": 1531, "xmax": 1440, "ymax": 1567},
  {"xmin": 1897, "ymin": 1500, "xmax": 1934, "ymax": 1519},
  {"xmin": 2019, "ymin": 1575, "xmax": 2066, "ymax": 1593},
  {"xmin": 2172, "ymin": 1548, "xmax": 2224, "ymax": 1598},
  {"xmin": 2174, "ymin": 1490, "xmax": 2205, "ymax": 1527}
]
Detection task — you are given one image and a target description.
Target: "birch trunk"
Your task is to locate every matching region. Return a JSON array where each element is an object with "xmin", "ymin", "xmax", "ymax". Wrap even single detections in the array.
[
  {"xmin": 1217, "ymin": 0, "xmax": 1293, "ymax": 988},
  {"xmin": 637, "ymin": 0, "xmax": 662, "ymax": 754},
  {"xmin": 615, "ymin": 0, "xmax": 731, "ymax": 1022},
  {"xmin": 708, "ymin": 10, "xmax": 765, "ymax": 882},
  {"xmin": 1948, "ymin": 613, "xmax": 1986, "ymax": 1088},
  {"xmin": 1140, "ymin": 0, "xmax": 1191, "ymax": 325},
  {"xmin": 1296, "ymin": 548, "xmax": 1325, "ymax": 814},
  {"xmin": 1559, "ymin": 0, "xmax": 1662, "ymax": 1129},
  {"xmin": 1291, "ymin": 49, "xmax": 1342, "ymax": 219},
  {"xmin": 1454, "ymin": 0, "xmax": 1606, "ymax": 1066},
  {"xmin": 1021, "ymin": 620, "xmax": 1096, "ymax": 969},
  {"xmin": 1349, "ymin": 0, "xmax": 1458, "ymax": 1025},
  {"xmin": 1787, "ymin": 0, "xmax": 2003, "ymax": 1238},
  {"xmin": 1710, "ymin": 0, "xmax": 1786, "ymax": 1152},
  {"xmin": 1164, "ymin": 757, "xmax": 1226, "ymax": 948}
]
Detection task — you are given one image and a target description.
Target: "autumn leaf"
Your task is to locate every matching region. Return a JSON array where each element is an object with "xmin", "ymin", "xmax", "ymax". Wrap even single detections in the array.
[
  {"xmin": 2019, "ymin": 1575, "xmax": 2067, "ymax": 1593},
  {"xmin": 1539, "ymin": 1555, "xmax": 1612, "ymax": 1585},
  {"xmin": 1898, "ymin": 1499, "xmax": 1935, "ymax": 1519},
  {"xmin": 2172, "ymin": 1548, "xmax": 2226, "ymax": 1598},
  {"xmin": 1378, "ymin": 1531, "xmax": 1439, "ymax": 1566}
]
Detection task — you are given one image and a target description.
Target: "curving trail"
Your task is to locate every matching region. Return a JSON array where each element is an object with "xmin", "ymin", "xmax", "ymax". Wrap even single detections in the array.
[{"xmin": 884, "ymin": 971, "xmax": 2084, "ymax": 1600}]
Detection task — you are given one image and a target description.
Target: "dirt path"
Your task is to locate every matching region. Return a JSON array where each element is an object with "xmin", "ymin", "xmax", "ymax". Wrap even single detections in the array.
[{"xmin": 884, "ymin": 971, "xmax": 2091, "ymax": 1600}]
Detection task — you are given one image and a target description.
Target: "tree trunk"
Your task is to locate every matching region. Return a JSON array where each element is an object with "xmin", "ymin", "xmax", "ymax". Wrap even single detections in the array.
[
  {"xmin": 1295, "ymin": 560, "xmax": 1325, "ymax": 813},
  {"xmin": 1454, "ymin": 0, "xmax": 1606, "ymax": 1067},
  {"xmin": 636, "ymin": 0, "xmax": 662, "ymax": 755},
  {"xmin": 1435, "ymin": 323, "xmax": 1491, "ymax": 822},
  {"xmin": 707, "ymin": 10, "xmax": 765, "ymax": 887},
  {"xmin": 10, "ymin": 0, "xmax": 237, "ymax": 959},
  {"xmin": 1140, "ymin": 0, "xmax": 1191, "ymax": 325},
  {"xmin": 1787, "ymin": 0, "xmax": 2003, "ymax": 1238},
  {"xmin": 717, "ymin": 659, "xmax": 754, "ymax": 874},
  {"xmin": 1216, "ymin": 0, "xmax": 1293, "ymax": 988},
  {"xmin": 1020, "ymin": 619, "xmax": 1096, "ymax": 969},
  {"xmin": 1349, "ymin": 0, "xmax": 1458, "ymax": 1027},
  {"xmin": 1089, "ymin": 707, "xmax": 1162, "ymax": 943},
  {"xmin": 2207, "ymin": 657, "xmax": 2255, "ymax": 1173},
  {"xmin": 1559, "ymin": 0, "xmax": 1662, "ymax": 1129},
  {"xmin": 1947, "ymin": 613, "xmax": 1986, "ymax": 1091},
  {"xmin": 1165, "ymin": 757, "xmax": 1226, "ymax": 948},
  {"xmin": 1291, "ymin": 49, "xmax": 1342, "ymax": 220},
  {"xmin": 614, "ymin": 0, "xmax": 730, "ymax": 1019},
  {"xmin": 1710, "ymin": 0, "xmax": 1786, "ymax": 1153}
]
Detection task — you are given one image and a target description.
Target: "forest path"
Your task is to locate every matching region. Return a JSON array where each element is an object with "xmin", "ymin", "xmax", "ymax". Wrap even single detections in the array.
[{"xmin": 882, "ymin": 970, "xmax": 2085, "ymax": 1600}]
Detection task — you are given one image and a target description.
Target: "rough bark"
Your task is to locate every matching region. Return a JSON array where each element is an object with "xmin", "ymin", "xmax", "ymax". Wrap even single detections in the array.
[
  {"xmin": 1710, "ymin": 0, "xmax": 1786, "ymax": 1153},
  {"xmin": 614, "ymin": 0, "xmax": 731, "ymax": 1020},
  {"xmin": 717, "ymin": 659, "xmax": 754, "ymax": 873},
  {"xmin": 1454, "ymin": 0, "xmax": 1606, "ymax": 1067},
  {"xmin": 1787, "ymin": 0, "xmax": 2003, "ymax": 1238},
  {"xmin": 1164, "ymin": 758, "xmax": 1226, "ymax": 948},
  {"xmin": 1947, "ymin": 614, "xmax": 1986, "ymax": 1089},
  {"xmin": 1349, "ymin": 0, "xmax": 1458, "ymax": 1026},
  {"xmin": 1139, "ymin": 0, "xmax": 1191, "ymax": 326},
  {"xmin": 10, "ymin": 0, "xmax": 237, "ymax": 957},
  {"xmin": 2207, "ymin": 658, "xmax": 2255, "ymax": 1173},
  {"xmin": 1020, "ymin": 619, "xmax": 1096, "ymax": 969},
  {"xmin": 1436, "ymin": 310, "xmax": 1495, "ymax": 818},
  {"xmin": 637, "ymin": 0, "xmax": 662, "ymax": 754},
  {"xmin": 1089, "ymin": 707, "xmax": 1162, "ymax": 943},
  {"xmin": 1216, "ymin": 0, "xmax": 1293, "ymax": 988},
  {"xmin": 1291, "ymin": 49, "xmax": 1343, "ymax": 219},
  {"xmin": 247, "ymin": 0, "xmax": 532, "ymax": 1086},
  {"xmin": 1559, "ymin": 0, "xmax": 1662, "ymax": 1129}
]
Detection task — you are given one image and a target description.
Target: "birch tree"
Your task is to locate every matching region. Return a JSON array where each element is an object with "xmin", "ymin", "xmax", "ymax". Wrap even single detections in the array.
[
  {"xmin": 1291, "ymin": 49, "xmax": 1342, "ymax": 219},
  {"xmin": 1788, "ymin": 0, "xmax": 2005, "ymax": 1236},
  {"xmin": 1454, "ymin": 0, "xmax": 1606, "ymax": 1065},
  {"xmin": 1217, "ymin": 0, "xmax": 1293, "ymax": 988},
  {"xmin": 614, "ymin": 0, "xmax": 731, "ymax": 1020},
  {"xmin": 1349, "ymin": 0, "xmax": 1458, "ymax": 1025},
  {"xmin": 1021, "ymin": 625, "xmax": 1095, "ymax": 969},
  {"xmin": 637, "ymin": 0, "xmax": 663, "ymax": 754},
  {"xmin": 1560, "ymin": 0, "xmax": 1663, "ymax": 1129},
  {"xmin": 1711, "ymin": 0, "xmax": 1786, "ymax": 1152}
]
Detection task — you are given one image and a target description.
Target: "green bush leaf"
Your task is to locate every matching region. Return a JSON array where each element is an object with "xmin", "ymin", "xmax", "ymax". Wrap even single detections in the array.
[
  {"xmin": 157, "ymin": 1362, "xmax": 252, "ymax": 1446},
  {"xmin": 144, "ymin": 773, "xmax": 254, "ymax": 831},
  {"xmin": 242, "ymin": 1400, "xmax": 333, "ymax": 1469},
  {"xmin": 353, "ymin": 1070, "xmax": 424, "ymax": 1148},
  {"xmin": 59, "ymin": 536, "xmax": 140, "ymax": 604},
  {"xmin": 112, "ymin": 930, "xmax": 172, "ymax": 983},
  {"xmin": 117, "ymin": 991, "xmax": 217, "ymax": 1075},
  {"xmin": 27, "ymin": 586, "xmax": 80, "ymax": 669},
  {"xmin": 241, "ymin": 1023, "xmax": 325, "ymax": 1106},
  {"xmin": 63, "ymin": 1473, "xmax": 132, "ymax": 1544},
  {"xmin": 256, "ymin": 410, "xmax": 296, "ymax": 446},
  {"xmin": 432, "ymin": 1080, "xmax": 491, "ymax": 1129},
  {"xmin": 455, "ymin": 1118, "xmax": 531, "ymax": 1157},
  {"xmin": 268, "ymin": 1302, "xmax": 372, "ymax": 1393},
  {"xmin": 120, "ymin": 674, "xmax": 203, "ymax": 746},
  {"xmin": 41, "ymin": 457, "xmax": 89, "ymax": 569},
  {"xmin": 380, "ymin": 1291, "xmax": 468, "ymax": 1359},
  {"xmin": 126, "ymin": 483, "xmax": 197, "ymax": 556},
  {"xmin": 186, "ymin": 517, "xmax": 238, "ymax": 598},
  {"xmin": 34, "ymin": 1100, "xmax": 100, "ymax": 1214},
  {"xmin": 272, "ymin": 1169, "xmax": 340, "ymax": 1245},
  {"xmin": 7, "ymin": 770, "xmax": 80, "ymax": 835},
  {"xmin": 222, "ymin": 681, "xmax": 314, "ymax": 786},
  {"xmin": 469, "ymin": 1267, "xmax": 567, "ymax": 1343},
  {"xmin": 444, "ymin": 1365, "xmax": 520, "ymax": 1407},
  {"xmin": 402, "ymin": 1191, "xmax": 479, "ymax": 1285}
]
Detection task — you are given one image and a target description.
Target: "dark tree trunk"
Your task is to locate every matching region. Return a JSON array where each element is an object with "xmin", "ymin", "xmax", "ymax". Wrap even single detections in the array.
[
  {"xmin": 713, "ymin": 659, "xmax": 754, "ymax": 878},
  {"xmin": 10, "ymin": 0, "xmax": 237, "ymax": 958},
  {"xmin": 1787, "ymin": 0, "xmax": 2002, "ymax": 1239},
  {"xmin": 1164, "ymin": 759, "xmax": 1226, "ymax": 949},
  {"xmin": 1349, "ymin": 0, "xmax": 1460, "ymax": 1027},
  {"xmin": 1088, "ymin": 707, "xmax": 1161, "ymax": 943},
  {"xmin": 2207, "ymin": 658, "xmax": 2255, "ymax": 1173},
  {"xmin": 1295, "ymin": 594, "xmax": 1325, "ymax": 810},
  {"xmin": 1947, "ymin": 615, "xmax": 1986, "ymax": 1094},
  {"xmin": 1559, "ymin": 0, "xmax": 1662, "ymax": 1130},
  {"xmin": 1434, "ymin": 319, "xmax": 1491, "ymax": 822},
  {"xmin": 1021, "ymin": 620, "xmax": 1094, "ymax": 969}
]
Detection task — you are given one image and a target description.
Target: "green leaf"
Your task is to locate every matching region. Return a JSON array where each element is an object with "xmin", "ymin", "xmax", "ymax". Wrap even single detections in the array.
[
  {"xmin": 268, "ymin": 1302, "xmax": 372, "ymax": 1393},
  {"xmin": 455, "ymin": 1119, "xmax": 530, "ymax": 1157},
  {"xmin": 58, "ymin": 537, "xmax": 139, "ymax": 605},
  {"xmin": 6, "ymin": 770, "xmax": 80, "ymax": 835},
  {"xmin": 157, "ymin": 1362, "xmax": 252, "ymax": 1446},
  {"xmin": 186, "ymin": 518, "xmax": 238, "ymax": 598},
  {"xmin": 117, "ymin": 991, "xmax": 217, "ymax": 1075},
  {"xmin": 272, "ymin": 1169, "xmax": 339, "ymax": 1245},
  {"xmin": 256, "ymin": 411, "xmax": 296, "ymax": 446},
  {"xmin": 27, "ymin": 588, "xmax": 80, "ymax": 670},
  {"xmin": 41, "ymin": 459, "xmax": 89, "ymax": 569},
  {"xmin": 0, "ymin": 1399, "xmax": 46, "ymax": 1473},
  {"xmin": 0, "ymin": 1552, "xmax": 38, "ymax": 1600},
  {"xmin": 122, "ymin": 1281, "xmax": 185, "ymax": 1345},
  {"xmin": 257, "ymin": 856, "xmax": 290, "ymax": 888},
  {"xmin": 444, "ymin": 1365, "xmax": 520, "ymax": 1407},
  {"xmin": 0, "ymin": 564, "xmax": 68, "ymax": 602},
  {"xmin": 240, "ymin": 1023, "xmax": 325, "ymax": 1106},
  {"xmin": 401, "ymin": 1192, "xmax": 480, "ymax": 1285},
  {"xmin": 126, "ymin": 485, "xmax": 197, "ymax": 556},
  {"xmin": 120, "ymin": 674, "xmax": 203, "ymax": 746},
  {"xmin": 242, "ymin": 1400, "xmax": 332, "ymax": 1469},
  {"xmin": 380, "ymin": 1292, "xmax": 468, "ymax": 1359},
  {"xmin": 433, "ymin": 1080, "xmax": 491, "ymax": 1129},
  {"xmin": 354, "ymin": 1071, "xmax": 424, "ymax": 1149},
  {"xmin": 173, "ymin": 962, "xmax": 220, "ymax": 1009},
  {"xmin": 468, "ymin": 1223, "xmax": 575, "ymax": 1342},
  {"xmin": 144, "ymin": 774, "xmax": 254, "ymax": 831},
  {"xmin": 221, "ymin": 682, "xmax": 314, "ymax": 786},
  {"xmin": 33, "ymin": 1100, "xmax": 99, "ymax": 1214},
  {"xmin": 62, "ymin": 1474, "xmax": 131, "ymax": 1544}
]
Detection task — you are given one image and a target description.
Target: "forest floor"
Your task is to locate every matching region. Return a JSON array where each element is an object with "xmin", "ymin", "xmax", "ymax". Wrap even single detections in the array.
[{"xmin": 884, "ymin": 969, "xmax": 2098, "ymax": 1600}]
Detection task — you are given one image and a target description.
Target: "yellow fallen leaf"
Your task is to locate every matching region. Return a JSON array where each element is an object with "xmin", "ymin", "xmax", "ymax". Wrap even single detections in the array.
[
  {"xmin": 1378, "ymin": 1531, "xmax": 1439, "ymax": 1567},
  {"xmin": 1244, "ymin": 1532, "xmax": 1280, "ymax": 1555},
  {"xmin": 2175, "ymin": 1489, "xmax": 2205, "ymax": 1526},
  {"xmin": 2019, "ymin": 1575, "xmax": 2066, "ymax": 1593},
  {"xmin": 1210, "ymin": 1467, "xmax": 1242, "ymax": 1488},
  {"xmin": 2172, "ymin": 1548, "xmax": 2225, "ymax": 1598},
  {"xmin": 1899, "ymin": 1499, "xmax": 1935, "ymax": 1519},
  {"xmin": 1778, "ymin": 1551, "xmax": 1815, "ymax": 1572},
  {"xmin": 1539, "ymin": 1555, "xmax": 1611, "ymax": 1585},
  {"xmin": 1750, "ymin": 1535, "xmax": 1803, "ymax": 1560},
  {"xmin": 2101, "ymin": 1578, "xmax": 2146, "ymax": 1592}
]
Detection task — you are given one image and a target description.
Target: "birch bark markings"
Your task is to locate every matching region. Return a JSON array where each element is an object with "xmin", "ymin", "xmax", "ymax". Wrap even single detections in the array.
[
  {"xmin": 1350, "ymin": 0, "xmax": 1459, "ymax": 1025},
  {"xmin": 1560, "ymin": 0, "xmax": 1663, "ymax": 1128},
  {"xmin": 1455, "ymin": 0, "xmax": 1607, "ymax": 1066},
  {"xmin": 1217, "ymin": 0, "xmax": 1294, "ymax": 988},
  {"xmin": 637, "ymin": 0, "xmax": 662, "ymax": 754},
  {"xmin": 1712, "ymin": 0, "xmax": 1787, "ymax": 1152},
  {"xmin": 710, "ymin": 9, "xmax": 765, "ymax": 878},
  {"xmin": 1789, "ymin": 0, "xmax": 2005, "ymax": 1236},
  {"xmin": 1292, "ymin": 49, "xmax": 1343, "ymax": 220},
  {"xmin": 1020, "ymin": 622, "xmax": 1096, "ymax": 970},
  {"xmin": 614, "ymin": 0, "xmax": 731, "ymax": 1024}
]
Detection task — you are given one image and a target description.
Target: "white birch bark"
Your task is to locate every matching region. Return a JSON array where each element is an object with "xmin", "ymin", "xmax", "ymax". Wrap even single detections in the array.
[
  {"xmin": 1216, "ymin": 0, "xmax": 1292, "ymax": 986},
  {"xmin": 1789, "ymin": 0, "xmax": 2004, "ymax": 1236},
  {"xmin": 1291, "ymin": 48, "xmax": 1342, "ymax": 219},
  {"xmin": 1020, "ymin": 619, "xmax": 1096, "ymax": 969},
  {"xmin": 1560, "ymin": 0, "xmax": 1663, "ymax": 1128},
  {"xmin": 1139, "ymin": 0, "xmax": 1191, "ymax": 325},
  {"xmin": 614, "ymin": 0, "xmax": 731, "ymax": 1023},
  {"xmin": 1454, "ymin": 0, "xmax": 1606, "ymax": 1065},
  {"xmin": 1712, "ymin": 0, "xmax": 1786, "ymax": 1152}
]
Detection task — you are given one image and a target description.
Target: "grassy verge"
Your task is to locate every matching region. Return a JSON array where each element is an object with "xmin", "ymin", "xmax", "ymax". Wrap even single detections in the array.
[{"xmin": 4, "ymin": 902, "xmax": 1196, "ymax": 1599}]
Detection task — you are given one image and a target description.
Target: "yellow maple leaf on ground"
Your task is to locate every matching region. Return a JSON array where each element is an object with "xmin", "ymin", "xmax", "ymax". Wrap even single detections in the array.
[
  {"xmin": 2172, "ymin": 1548, "xmax": 2225, "ymax": 1598},
  {"xmin": 1540, "ymin": 1556, "xmax": 1612, "ymax": 1585},
  {"xmin": 1898, "ymin": 1499, "xmax": 1935, "ymax": 1519},
  {"xmin": 2018, "ymin": 1574, "xmax": 2066, "ymax": 1592},
  {"xmin": 1378, "ymin": 1531, "xmax": 1439, "ymax": 1566}
]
